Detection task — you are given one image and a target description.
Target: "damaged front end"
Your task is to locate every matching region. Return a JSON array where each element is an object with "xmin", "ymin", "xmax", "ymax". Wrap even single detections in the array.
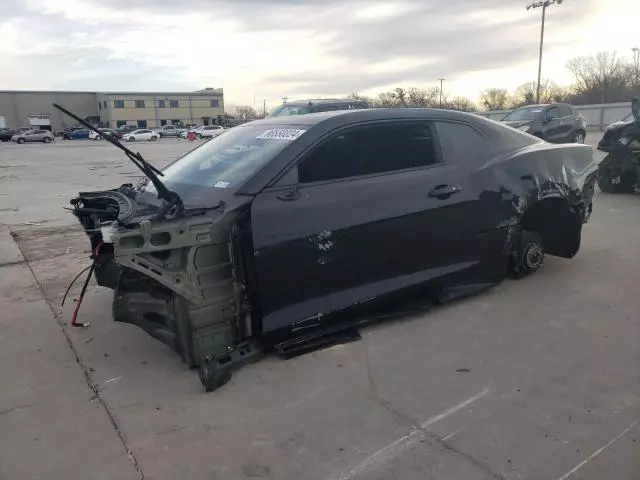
[{"xmin": 71, "ymin": 184, "xmax": 262, "ymax": 388}]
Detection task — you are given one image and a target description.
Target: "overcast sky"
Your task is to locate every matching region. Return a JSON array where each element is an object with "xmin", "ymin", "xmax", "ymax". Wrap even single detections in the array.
[{"xmin": 1, "ymin": 0, "xmax": 639, "ymax": 108}]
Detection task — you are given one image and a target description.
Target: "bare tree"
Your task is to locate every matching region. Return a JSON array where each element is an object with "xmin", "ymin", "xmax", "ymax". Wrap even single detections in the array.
[
  {"xmin": 566, "ymin": 52, "xmax": 629, "ymax": 103},
  {"xmin": 377, "ymin": 92, "xmax": 398, "ymax": 108},
  {"xmin": 512, "ymin": 80, "xmax": 570, "ymax": 107},
  {"xmin": 346, "ymin": 92, "xmax": 373, "ymax": 103},
  {"xmin": 406, "ymin": 87, "xmax": 439, "ymax": 108},
  {"xmin": 445, "ymin": 96, "xmax": 477, "ymax": 112},
  {"xmin": 233, "ymin": 105, "xmax": 259, "ymax": 121},
  {"xmin": 623, "ymin": 61, "xmax": 640, "ymax": 90},
  {"xmin": 391, "ymin": 87, "xmax": 408, "ymax": 107},
  {"xmin": 480, "ymin": 88, "xmax": 509, "ymax": 110}
]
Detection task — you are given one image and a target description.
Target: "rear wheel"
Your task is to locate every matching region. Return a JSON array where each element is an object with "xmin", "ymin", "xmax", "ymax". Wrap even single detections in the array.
[
  {"xmin": 17, "ymin": 138, "xmax": 25, "ymax": 144},
  {"xmin": 43, "ymin": 137, "xmax": 51, "ymax": 143},
  {"xmin": 598, "ymin": 160, "xmax": 636, "ymax": 193},
  {"xmin": 150, "ymin": 136, "xmax": 158, "ymax": 141},
  {"xmin": 510, "ymin": 230, "xmax": 544, "ymax": 279},
  {"xmin": 573, "ymin": 131, "xmax": 586, "ymax": 144}
]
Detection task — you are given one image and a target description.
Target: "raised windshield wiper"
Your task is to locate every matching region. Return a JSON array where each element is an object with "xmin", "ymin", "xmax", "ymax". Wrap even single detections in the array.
[{"xmin": 53, "ymin": 103, "xmax": 184, "ymax": 217}]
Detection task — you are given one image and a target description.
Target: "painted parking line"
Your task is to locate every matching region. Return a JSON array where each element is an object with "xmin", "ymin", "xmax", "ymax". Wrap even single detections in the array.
[{"xmin": 330, "ymin": 388, "xmax": 490, "ymax": 480}]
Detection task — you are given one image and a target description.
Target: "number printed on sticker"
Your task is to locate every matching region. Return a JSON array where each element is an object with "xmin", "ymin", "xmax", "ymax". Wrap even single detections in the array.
[{"xmin": 257, "ymin": 129, "xmax": 306, "ymax": 141}]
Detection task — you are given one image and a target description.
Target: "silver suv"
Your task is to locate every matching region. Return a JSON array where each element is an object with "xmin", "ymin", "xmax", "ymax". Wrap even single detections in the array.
[{"xmin": 11, "ymin": 129, "xmax": 55, "ymax": 144}]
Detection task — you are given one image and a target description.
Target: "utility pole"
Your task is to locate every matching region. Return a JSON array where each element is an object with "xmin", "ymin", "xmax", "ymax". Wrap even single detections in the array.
[
  {"xmin": 526, "ymin": 0, "xmax": 563, "ymax": 103},
  {"xmin": 438, "ymin": 78, "xmax": 446, "ymax": 108},
  {"xmin": 263, "ymin": 98, "xmax": 267, "ymax": 118},
  {"xmin": 633, "ymin": 47, "xmax": 640, "ymax": 87}
]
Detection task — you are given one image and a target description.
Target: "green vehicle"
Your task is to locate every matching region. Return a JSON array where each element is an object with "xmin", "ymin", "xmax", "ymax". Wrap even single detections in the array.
[{"xmin": 597, "ymin": 100, "xmax": 640, "ymax": 193}]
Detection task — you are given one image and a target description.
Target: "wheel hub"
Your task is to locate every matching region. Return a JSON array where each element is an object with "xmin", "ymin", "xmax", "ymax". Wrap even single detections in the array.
[{"xmin": 524, "ymin": 244, "xmax": 544, "ymax": 269}]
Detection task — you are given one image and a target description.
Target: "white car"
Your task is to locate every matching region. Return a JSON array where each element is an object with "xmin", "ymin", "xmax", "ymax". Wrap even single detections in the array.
[
  {"xmin": 197, "ymin": 125, "xmax": 225, "ymax": 138},
  {"xmin": 122, "ymin": 129, "xmax": 159, "ymax": 142}
]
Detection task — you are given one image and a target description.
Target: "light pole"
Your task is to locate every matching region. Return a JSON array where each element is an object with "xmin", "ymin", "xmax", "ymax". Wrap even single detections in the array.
[
  {"xmin": 526, "ymin": 0, "xmax": 563, "ymax": 104},
  {"xmin": 633, "ymin": 47, "xmax": 640, "ymax": 86},
  {"xmin": 437, "ymin": 78, "xmax": 446, "ymax": 108}
]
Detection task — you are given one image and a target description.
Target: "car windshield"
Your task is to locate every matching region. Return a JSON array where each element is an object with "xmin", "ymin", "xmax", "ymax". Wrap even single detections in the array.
[
  {"xmin": 270, "ymin": 105, "xmax": 312, "ymax": 117},
  {"xmin": 502, "ymin": 107, "xmax": 545, "ymax": 121},
  {"xmin": 142, "ymin": 124, "xmax": 307, "ymax": 208}
]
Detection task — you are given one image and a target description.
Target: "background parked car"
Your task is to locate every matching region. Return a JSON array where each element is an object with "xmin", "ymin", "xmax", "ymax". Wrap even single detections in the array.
[
  {"xmin": 500, "ymin": 103, "xmax": 587, "ymax": 144},
  {"xmin": 270, "ymin": 98, "xmax": 370, "ymax": 117},
  {"xmin": 116, "ymin": 125, "xmax": 139, "ymax": 134},
  {"xmin": 197, "ymin": 125, "xmax": 225, "ymax": 138},
  {"xmin": 89, "ymin": 128, "xmax": 122, "ymax": 140},
  {"xmin": 122, "ymin": 129, "xmax": 158, "ymax": 142},
  {"xmin": 69, "ymin": 129, "xmax": 91, "ymax": 140},
  {"xmin": 0, "ymin": 128, "xmax": 15, "ymax": 142},
  {"xmin": 158, "ymin": 124, "xmax": 187, "ymax": 137},
  {"xmin": 61, "ymin": 127, "xmax": 83, "ymax": 139},
  {"xmin": 11, "ymin": 129, "xmax": 55, "ymax": 144},
  {"xmin": 179, "ymin": 126, "xmax": 200, "ymax": 139}
]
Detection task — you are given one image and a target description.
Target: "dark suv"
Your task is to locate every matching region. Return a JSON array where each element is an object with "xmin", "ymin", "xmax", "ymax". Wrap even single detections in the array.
[
  {"xmin": 270, "ymin": 99, "xmax": 369, "ymax": 117},
  {"xmin": 0, "ymin": 128, "xmax": 15, "ymax": 142},
  {"xmin": 501, "ymin": 103, "xmax": 587, "ymax": 144}
]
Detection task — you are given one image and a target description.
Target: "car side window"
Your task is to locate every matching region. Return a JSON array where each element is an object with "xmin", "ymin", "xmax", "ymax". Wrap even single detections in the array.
[
  {"xmin": 557, "ymin": 105, "xmax": 571, "ymax": 117},
  {"xmin": 298, "ymin": 122, "xmax": 439, "ymax": 184},
  {"xmin": 435, "ymin": 122, "xmax": 485, "ymax": 163},
  {"xmin": 547, "ymin": 107, "xmax": 561, "ymax": 120}
]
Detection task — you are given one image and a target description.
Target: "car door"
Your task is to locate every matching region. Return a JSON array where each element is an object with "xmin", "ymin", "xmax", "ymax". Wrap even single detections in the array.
[
  {"xmin": 552, "ymin": 105, "xmax": 575, "ymax": 142},
  {"xmin": 250, "ymin": 120, "xmax": 487, "ymax": 334},
  {"xmin": 29, "ymin": 130, "xmax": 43, "ymax": 142},
  {"xmin": 542, "ymin": 106, "xmax": 566, "ymax": 143}
]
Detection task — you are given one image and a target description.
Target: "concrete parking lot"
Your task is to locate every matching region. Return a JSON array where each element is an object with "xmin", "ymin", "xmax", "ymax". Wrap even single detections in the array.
[{"xmin": 1, "ymin": 134, "xmax": 639, "ymax": 480}]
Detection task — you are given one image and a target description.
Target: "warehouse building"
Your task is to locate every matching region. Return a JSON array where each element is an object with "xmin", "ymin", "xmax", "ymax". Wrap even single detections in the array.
[{"xmin": 0, "ymin": 88, "xmax": 224, "ymax": 131}]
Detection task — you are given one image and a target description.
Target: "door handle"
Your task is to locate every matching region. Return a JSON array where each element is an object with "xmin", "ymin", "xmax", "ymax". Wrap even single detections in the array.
[
  {"xmin": 428, "ymin": 184, "xmax": 462, "ymax": 199},
  {"xmin": 277, "ymin": 189, "xmax": 300, "ymax": 201}
]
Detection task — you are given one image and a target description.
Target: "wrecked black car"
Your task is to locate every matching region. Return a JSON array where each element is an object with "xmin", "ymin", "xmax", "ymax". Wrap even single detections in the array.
[
  {"xmin": 596, "ymin": 98, "xmax": 640, "ymax": 193},
  {"xmin": 65, "ymin": 108, "xmax": 598, "ymax": 392}
]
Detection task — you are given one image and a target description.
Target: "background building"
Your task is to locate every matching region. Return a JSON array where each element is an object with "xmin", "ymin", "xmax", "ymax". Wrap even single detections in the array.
[
  {"xmin": 97, "ymin": 88, "xmax": 224, "ymax": 129},
  {"xmin": 0, "ymin": 88, "xmax": 224, "ymax": 131},
  {"xmin": 0, "ymin": 91, "xmax": 98, "ymax": 131}
]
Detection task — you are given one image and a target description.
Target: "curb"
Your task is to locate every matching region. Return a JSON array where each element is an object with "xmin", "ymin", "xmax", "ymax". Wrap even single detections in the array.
[{"xmin": 0, "ymin": 225, "xmax": 24, "ymax": 266}]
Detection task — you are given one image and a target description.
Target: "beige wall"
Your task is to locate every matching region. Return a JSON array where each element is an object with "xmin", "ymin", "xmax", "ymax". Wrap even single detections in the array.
[
  {"xmin": 0, "ymin": 90, "xmax": 225, "ymax": 130},
  {"xmin": 102, "ymin": 93, "xmax": 224, "ymax": 128},
  {"xmin": 0, "ymin": 92, "xmax": 98, "ymax": 130}
]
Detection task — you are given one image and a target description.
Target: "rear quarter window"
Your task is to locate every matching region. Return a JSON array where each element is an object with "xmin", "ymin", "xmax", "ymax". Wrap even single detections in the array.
[{"xmin": 435, "ymin": 122, "xmax": 486, "ymax": 163}]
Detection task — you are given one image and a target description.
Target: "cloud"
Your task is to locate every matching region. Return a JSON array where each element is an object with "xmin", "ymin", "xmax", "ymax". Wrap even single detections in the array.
[{"xmin": 0, "ymin": 0, "xmax": 622, "ymax": 106}]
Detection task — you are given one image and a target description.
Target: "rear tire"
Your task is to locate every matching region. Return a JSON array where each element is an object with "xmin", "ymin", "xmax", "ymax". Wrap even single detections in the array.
[
  {"xmin": 573, "ymin": 131, "xmax": 586, "ymax": 144},
  {"xmin": 598, "ymin": 162, "xmax": 636, "ymax": 193},
  {"xmin": 43, "ymin": 137, "xmax": 51, "ymax": 143},
  {"xmin": 510, "ymin": 230, "xmax": 544, "ymax": 279},
  {"xmin": 17, "ymin": 138, "xmax": 25, "ymax": 144},
  {"xmin": 150, "ymin": 136, "xmax": 158, "ymax": 141}
]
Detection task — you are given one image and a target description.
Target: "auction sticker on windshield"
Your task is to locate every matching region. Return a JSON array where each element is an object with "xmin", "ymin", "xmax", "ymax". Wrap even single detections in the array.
[{"xmin": 257, "ymin": 129, "xmax": 306, "ymax": 141}]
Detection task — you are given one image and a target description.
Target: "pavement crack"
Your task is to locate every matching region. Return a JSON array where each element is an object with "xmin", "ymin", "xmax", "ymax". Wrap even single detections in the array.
[
  {"xmin": 11, "ymin": 230, "xmax": 145, "ymax": 480},
  {"xmin": 427, "ymin": 430, "xmax": 508, "ymax": 480},
  {"xmin": 362, "ymin": 335, "xmax": 417, "ymax": 429}
]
